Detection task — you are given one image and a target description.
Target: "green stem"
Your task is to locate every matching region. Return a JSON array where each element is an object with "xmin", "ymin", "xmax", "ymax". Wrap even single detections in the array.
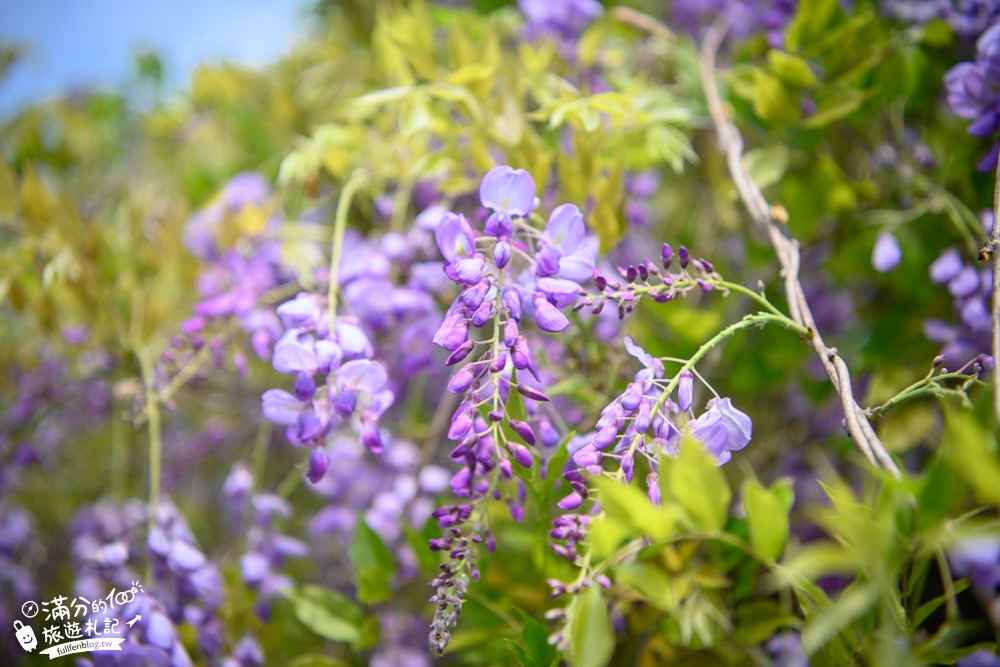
[
  {"xmin": 329, "ymin": 171, "xmax": 366, "ymax": 334},
  {"xmin": 651, "ymin": 312, "xmax": 806, "ymax": 416},
  {"xmin": 867, "ymin": 372, "xmax": 984, "ymax": 419},
  {"xmin": 140, "ymin": 351, "xmax": 162, "ymax": 549}
]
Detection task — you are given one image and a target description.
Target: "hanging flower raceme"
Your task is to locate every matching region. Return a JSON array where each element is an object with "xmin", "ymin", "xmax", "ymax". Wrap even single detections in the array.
[{"xmin": 426, "ymin": 165, "xmax": 598, "ymax": 654}]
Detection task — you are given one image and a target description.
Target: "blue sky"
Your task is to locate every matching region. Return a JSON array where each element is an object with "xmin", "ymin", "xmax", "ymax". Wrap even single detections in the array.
[{"xmin": 0, "ymin": 0, "xmax": 305, "ymax": 114}]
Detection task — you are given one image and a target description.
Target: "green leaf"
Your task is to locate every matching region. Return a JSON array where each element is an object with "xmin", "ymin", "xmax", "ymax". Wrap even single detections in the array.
[
  {"xmin": 505, "ymin": 639, "xmax": 536, "ymax": 667},
  {"xmin": 942, "ymin": 405, "xmax": 1000, "ymax": 509},
  {"xmin": 351, "ymin": 86, "xmax": 416, "ymax": 107},
  {"xmin": 515, "ymin": 608, "xmax": 558, "ymax": 667},
  {"xmin": 743, "ymin": 479, "xmax": 789, "ymax": 562},
  {"xmin": 617, "ymin": 562, "xmax": 676, "ymax": 612},
  {"xmin": 767, "ymin": 51, "xmax": 817, "ymax": 88},
  {"xmin": 567, "ymin": 585, "xmax": 615, "ymax": 667},
  {"xmin": 801, "ymin": 584, "xmax": 878, "ymax": 655},
  {"xmin": 592, "ymin": 476, "xmax": 679, "ymax": 540},
  {"xmin": 285, "ymin": 585, "xmax": 363, "ymax": 645},
  {"xmin": 350, "ymin": 518, "xmax": 397, "ymax": 605},
  {"xmin": 666, "ymin": 438, "xmax": 731, "ymax": 532},
  {"xmin": 742, "ymin": 144, "xmax": 790, "ymax": 192},
  {"xmin": 786, "ymin": 0, "xmax": 841, "ymax": 52},
  {"xmin": 751, "ymin": 70, "xmax": 799, "ymax": 125}
]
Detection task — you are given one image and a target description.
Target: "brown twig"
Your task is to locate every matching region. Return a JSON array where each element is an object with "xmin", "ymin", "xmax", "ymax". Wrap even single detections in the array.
[{"xmin": 698, "ymin": 18, "xmax": 901, "ymax": 478}]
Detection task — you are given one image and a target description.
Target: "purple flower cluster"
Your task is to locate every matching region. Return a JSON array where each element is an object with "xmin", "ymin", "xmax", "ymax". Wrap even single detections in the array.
[
  {"xmin": 0, "ymin": 503, "xmax": 37, "ymax": 657},
  {"xmin": 1, "ymin": 353, "xmax": 111, "ymax": 487},
  {"xmin": 309, "ymin": 436, "xmax": 448, "ymax": 571},
  {"xmin": 945, "ymin": 22, "xmax": 1000, "ymax": 172},
  {"xmin": 222, "ymin": 465, "xmax": 306, "ymax": 620},
  {"xmin": 884, "ymin": 0, "xmax": 1000, "ymax": 39},
  {"xmin": 336, "ymin": 228, "xmax": 445, "ymax": 378},
  {"xmin": 924, "ymin": 216, "xmax": 993, "ymax": 364},
  {"xmin": 673, "ymin": 0, "xmax": 797, "ymax": 49},
  {"xmin": 426, "ymin": 166, "xmax": 598, "ymax": 652},
  {"xmin": 175, "ymin": 172, "xmax": 300, "ymax": 376},
  {"xmin": 261, "ymin": 293, "xmax": 394, "ymax": 482},
  {"xmin": 518, "ymin": 0, "xmax": 603, "ymax": 43},
  {"xmin": 553, "ymin": 334, "xmax": 751, "ymax": 562},
  {"xmin": 71, "ymin": 499, "xmax": 224, "ymax": 666}
]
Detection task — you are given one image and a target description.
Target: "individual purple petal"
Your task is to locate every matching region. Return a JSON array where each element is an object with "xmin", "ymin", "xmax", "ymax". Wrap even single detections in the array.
[
  {"xmin": 930, "ymin": 249, "xmax": 964, "ymax": 285},
  {"xmin": 145, "ymin": 611, "xmax": 177, "ymax": 651},
  {"xmin": 241, "ymin": 551, "xmax": 269, "ymax": 584},
  {"xmin": 261, "ymin": 390, "xmax": 306, "ymax": 426},
  {"xmin": 435, "ymin": 213, "xmax": 477, "ymax": 262},
  {"xmin": 334, "ymin": 323, "xmax": 374, "ymax": 358},
  {"xmin": 558, "ymin": 492, "xmax": 584, "ymax": 511},
  {"xmin": 454, "ymin": 256, "xmax": 486, "ymax": 285},
  {"xmin": 433, "ymin": 311, "xmax": 470, "ymax": 351},
  {"xmin": 708, "ymin": 397, "xmax": 752, "ymax": 451},
  {"xmin": 678, "ymin": 371, "xmax": 694, "ymax": 412},
  {"xmin": 494, "ymin": 239, "xmax": 511, "ymax": 269},
  {"xmin": 484, "ymin": 212, "xmax": 514, "ymax": 238},
  {"xmin": 361, "ymin": 421, "xmax": 385, "ymax": 454},
  {"xmin": 949, "ymin": 267, "xmax": 980, "ymax": 297},
  {"xmin": 533, "ymin": 296, "xmax": 570, "ymax": 332},
  {"xmin": 272, "ymin": 334, "xmax": 318, "ymax": 374},
  {"xmin": 534, "ymin": 245, "xmax": 562, "ymax": 277},
  {"xmin": 276, "ymin": 294, "xmax": 323, "ymax": 329},
  {"xmin": 168, "ymin": 540, "xmax": 207, "ymax": 573},
  {"xmin": 293, "ymin": 372, "xmax": 317, "ymax": 401},
  {"xmin": 307, "ymin": 449, "xmax": 330, "ymax": 483},
  {"xmin": 336, "ymin": 359, "xmax": 389, "ymax": 394},
  {"xmin": 509, "ymin": 419, "xmax": 537, "ymax": 446},
  {"xmin": 536, "ymin": 277, "xmax": 582, "ymax": 308},
  {"xmin": 542, "ymin": 204, "xmax": 585, "ymax": 255},
  {"xmin": 480, "ymin": 166, "xmax": 536, "ymax": 216},
  {"xmin": 872, "ymin": 234, "xmax": 902, "ymax": 272}
]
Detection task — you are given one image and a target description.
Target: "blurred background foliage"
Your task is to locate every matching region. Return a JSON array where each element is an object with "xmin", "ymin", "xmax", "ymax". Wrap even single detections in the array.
[{"xmin": 1, "ymin": 0, "xmax": 1000, "ymax": 665}]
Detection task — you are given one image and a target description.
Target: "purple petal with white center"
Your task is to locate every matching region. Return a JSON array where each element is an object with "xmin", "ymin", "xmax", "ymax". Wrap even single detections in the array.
[
  {"xmin": 480, "ymin": 166, "xmax": 536, "ymax": 216},
  {"xmin": 435, "ymin": 213, "xmax": 477, "ymax": 262},
  {"xmin": 537, "ymin": 276, "xmax": 582, "ymax": 308},
  {"xmin": 556, "ymin": 243, "xmax": 597, "ymax": 283},
  {"xmin": 708, "ymin": 397, "xmax": 752, "ymax": 451},
  {"xmin": 542, "ymin": 204, "xmax": 586, "ymax": 255},
  {"xmin": 276, "ymin": 294, "xmax": 323, "ymax": 329},
  {"xmin": 262, "ymin": 390, "xmax": 306, "ymax": 425},
  {"xmin": 454, "ymin": 256, "xmax": 486, "ymax": 285},
  {"xmin": 272, "ymin": 334, "xmax": 317, "ymax": 374},
  {"xmin": 336, "ymin": 359, "xmax": 389, "ymax": 394},
  {"xmin": 335, "ymin": 323, "xmax": 374, "ymax": 358}
]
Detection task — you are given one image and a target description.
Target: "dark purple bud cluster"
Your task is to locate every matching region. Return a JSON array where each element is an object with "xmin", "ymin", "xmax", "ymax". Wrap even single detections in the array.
[
  {"xmin": 578, "ymin": 243, "xmax": 720, "ymax": 321},
  {"xmin": 426, "ymin": 166, "xmax": 601, "ymax": 652},
  {"xmin": 427, "ymin": 504, "xmax": 475, "ymax": 655}
]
